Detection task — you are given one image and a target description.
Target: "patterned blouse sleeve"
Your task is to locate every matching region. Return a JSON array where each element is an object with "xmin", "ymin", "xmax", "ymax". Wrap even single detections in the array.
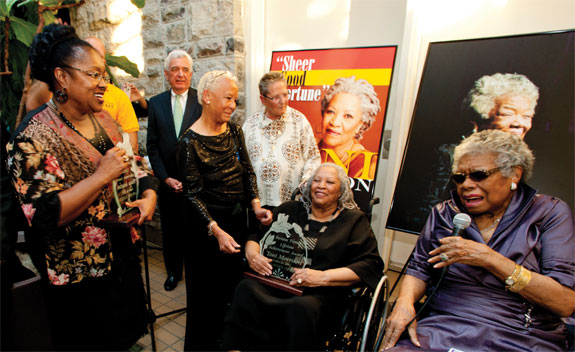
[
  {"xmin": 232, "ymin": 123, "xmax": 259, "ymax": 202},
  {"xmin": 7, "ymin": 134, "xmax": 63, "ymax": 231},
  {"xmin": 299, "ymin": 114, "xmax": 321, "ymax": 182}
]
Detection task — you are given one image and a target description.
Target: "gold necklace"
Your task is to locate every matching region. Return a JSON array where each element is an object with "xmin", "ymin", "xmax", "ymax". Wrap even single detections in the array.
[
  {"xmin": 480, "ymin": 217, "xmax": 501, "ymax": 234},
  {"xmin": 337, "ymin": 140, "xmax": 354, "ymax": 163}
]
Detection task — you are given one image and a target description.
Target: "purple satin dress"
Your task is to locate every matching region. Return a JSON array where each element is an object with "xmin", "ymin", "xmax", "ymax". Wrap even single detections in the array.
[{"xmin": 395, "ymin": 183, "xmax": 574, "ymax": 351}]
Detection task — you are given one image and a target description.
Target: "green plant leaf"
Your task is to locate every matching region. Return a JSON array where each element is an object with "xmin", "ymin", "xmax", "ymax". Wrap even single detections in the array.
[
  {"xmin": 131, "ymin": 0, "xmax": 145, "ymax": 9},
  {"xmin": 0, "ymin": 2, "xmax": 9, "ymax": 17},
  {"xmin": 106, "ymin": 55, "xmax": 140, "ymax": 78},
  {"xmin": 17, "ymin": 0, "xmax": 39, "ymax": 7},
  {"xmin": 6, "ymin": 0, "xmax": 20, "ymax": 12},
  {"xmin": 42, "ymin": 11, "xmax": 57, "ymax": 25},
  {"xmin": 9, "ymin": 16, "xmax": 37, "ymax": 46}
]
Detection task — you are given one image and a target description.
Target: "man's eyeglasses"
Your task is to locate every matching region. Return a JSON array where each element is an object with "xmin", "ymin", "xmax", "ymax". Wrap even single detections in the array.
[
  {"xmin": 262, "ymin": 92, "xmax": 290, "ymax": 103},
  {"xmin": 451, "ymin": 167, "xmax": 501, "ymax": 184},
  {"xmin": 64, "ymin": 65, "xmax": 111, "ymax": 84},
  {"xmin": 170, "ymin": 66, "xmax": 191, "ymax": 74}
]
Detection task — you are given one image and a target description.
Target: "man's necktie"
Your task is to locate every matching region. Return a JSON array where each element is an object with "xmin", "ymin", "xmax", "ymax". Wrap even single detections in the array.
[{"xmin": 173, "ymin": 94, "xmax": 183, "ymax": 136}]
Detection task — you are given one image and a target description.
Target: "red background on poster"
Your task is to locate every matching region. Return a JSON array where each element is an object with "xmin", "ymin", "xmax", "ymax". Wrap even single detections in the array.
[
  {"xmin": 269, "ymin": 47, "xmax": 397, "ymax": 210},
  {"xmin": 270, "ymin": 47, "xmax": 396, "ymax": 164}
]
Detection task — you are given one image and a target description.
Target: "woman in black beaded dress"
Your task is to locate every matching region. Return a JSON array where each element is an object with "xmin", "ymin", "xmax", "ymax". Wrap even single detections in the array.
[{"xmin": 177, "ymin": 70, "xmax": 273, "ymax": 350}]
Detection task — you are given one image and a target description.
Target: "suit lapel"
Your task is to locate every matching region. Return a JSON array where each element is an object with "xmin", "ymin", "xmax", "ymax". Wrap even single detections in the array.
[
  {"xmin": 160, "ymin": 91, "xmax": 178, "ymax": 139},
  {"xmin": 181, "ymin": 90, "xmax": 200, "ymax": 136}
]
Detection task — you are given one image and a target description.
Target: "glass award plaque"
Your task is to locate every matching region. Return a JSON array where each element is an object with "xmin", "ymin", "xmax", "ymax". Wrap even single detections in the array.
[
  {"xmin": 244, "ymin": 214, "xmax": 307, "ymax": 295},
  {"xmin": 100, "ymin": 133, "xmax": 140, "ymax": 228}
]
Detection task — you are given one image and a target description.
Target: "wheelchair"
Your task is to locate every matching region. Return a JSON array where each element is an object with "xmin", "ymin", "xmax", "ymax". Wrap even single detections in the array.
[
  {"xmin": 323, "ymin": 197, "xmax": 392, "ymax": 352},
  {"xmin": 284, "ymin": 190, "xmax": 392, "ymax": 352},
  {"xmin": 325, "ymin": 273, "xmax": 389, "ymax": 352}
]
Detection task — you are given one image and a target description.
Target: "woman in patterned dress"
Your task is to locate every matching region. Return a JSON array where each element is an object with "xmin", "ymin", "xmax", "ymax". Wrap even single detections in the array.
[{"xmin": 7, "ymin": 24, "xmax": 157, "ymax": 350}]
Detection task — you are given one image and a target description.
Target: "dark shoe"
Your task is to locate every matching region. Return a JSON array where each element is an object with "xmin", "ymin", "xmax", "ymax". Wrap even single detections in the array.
[{"xmin": 164, "ymin": 275, "xmax": 178, "ymax": 291}]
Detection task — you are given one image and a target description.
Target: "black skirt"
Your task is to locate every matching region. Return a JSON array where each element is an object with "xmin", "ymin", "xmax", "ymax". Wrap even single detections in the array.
[{"xmin": 43, "ymin": 230, "xmax": 148, "ymax": 351}]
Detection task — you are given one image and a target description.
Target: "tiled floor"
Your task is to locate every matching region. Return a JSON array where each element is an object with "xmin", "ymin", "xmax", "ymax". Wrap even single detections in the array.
[
  {"xmin": 132, "ymin": 243, "xmax": 404, "ymax": 352},
  {"xmin": 134, "ymin": 244, "xmax": 187, "ymax": 352}
]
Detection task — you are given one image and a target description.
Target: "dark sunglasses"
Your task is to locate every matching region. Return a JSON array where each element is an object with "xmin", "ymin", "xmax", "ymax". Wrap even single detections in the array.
[{"xmin": 451, "ymin": 167, "xmax": 501, "ymax": 184}]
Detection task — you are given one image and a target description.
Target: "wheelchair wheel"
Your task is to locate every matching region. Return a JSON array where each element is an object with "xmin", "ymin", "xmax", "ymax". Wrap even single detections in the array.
[
  {"xmin": 359, "ymin": 275, "xmax": 389, "ymax": 352},
  {"xmin": 325, "ymin": 286, "xmax": 370, "ymax": 352}
]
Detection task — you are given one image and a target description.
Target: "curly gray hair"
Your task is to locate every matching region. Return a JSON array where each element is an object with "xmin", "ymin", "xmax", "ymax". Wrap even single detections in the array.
[
  {"xmin": 453, "ymin": 129, "xmax": 534, "ymax": 180},
  {"xmin": 164, "ymin": 49, "xmax": 193, "ymax": 71},
  {"xmin": 196, "ymin": 70, "xmax": 238, "ymax": 106},
  {"xmin": 466, "ymin": 73, "xmax": 539, "ymax": 121},
  {"xmin": 300, "ymin": 163, "xmax": 359, "ymax": 212},
  {"xmin": 258, "ymin": 72, "xmax": 287, "ymax": 96},
  {"xmin": 321, "ymin": 77, "xmax": 380, "ymax": 140}
]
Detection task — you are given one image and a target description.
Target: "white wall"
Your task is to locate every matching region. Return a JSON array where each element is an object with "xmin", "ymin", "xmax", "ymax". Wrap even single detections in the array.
[
  {"xmin": 243, "ymin": 0, "xmax": 575, "ymax": 270},
  {"xmin": 384, "ymin": 0, "xmax": 575, "ymax": 270}
]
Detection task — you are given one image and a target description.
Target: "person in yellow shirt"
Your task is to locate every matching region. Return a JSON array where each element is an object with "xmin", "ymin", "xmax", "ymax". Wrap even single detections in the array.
[{"xmin": 85, "ymin": 37, "xmax": 139, "ymax": 152}]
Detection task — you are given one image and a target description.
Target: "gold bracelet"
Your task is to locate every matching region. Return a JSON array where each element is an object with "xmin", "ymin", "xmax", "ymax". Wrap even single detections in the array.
[
  {"xmin": 509, "ymin": 268, "xmax": 532, "ymax": 292},
  {"xmin": 505, "ymin": 264, "xmax": 521, "ymax": 290},
  {"xmin": 207, "ymin": 221, "xmax": 217, "ymax": 236}
]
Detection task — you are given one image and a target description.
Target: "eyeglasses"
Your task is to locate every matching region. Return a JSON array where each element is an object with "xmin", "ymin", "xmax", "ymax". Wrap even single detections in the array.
[
  {"xmin": 262, "ymin": 92, "xmax": 290, "ymax": 103},
  {"xmin": 169, "ymin": 66, "xmax": 191, "ymax": 74},
  {"xmin": 64, "ymin": 65, "xmax": 111, "ymax": 84},
  {"xmin": 451, "ymin": 167, "xmax": 501, "ymax": 184}
]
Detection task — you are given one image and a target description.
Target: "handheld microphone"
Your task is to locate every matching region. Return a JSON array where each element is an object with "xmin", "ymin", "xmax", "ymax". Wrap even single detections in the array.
[{"xmin": 452, "ymin": 213, "xmax": 472, "ymax": 236}]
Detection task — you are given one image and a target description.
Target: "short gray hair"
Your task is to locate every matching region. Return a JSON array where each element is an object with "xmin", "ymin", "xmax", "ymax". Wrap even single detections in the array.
[
  {"xmin": 258, "ymin": 72, "xmax": 287, "ymax": 96},
  {"xmin": 321, "ymin": 77, "xmax": 380, "ymax": 140},
  {"xmin": 300, "ymin": 163, "xmax": 359, "ymax": 212},
  {"xmin": 164, "ymin": 49, "xmax": 193, "ymax": 71},
  {"xmin": 466, "ymin": 73, "xmax": 539, "ymax": 121},
  {"xmin": 196, "ymin": 70, "xmax": 238, "ymax": 106},
  {"xmin": 453, "ymin": 129, "xmax": 534, "ymax": 180}
]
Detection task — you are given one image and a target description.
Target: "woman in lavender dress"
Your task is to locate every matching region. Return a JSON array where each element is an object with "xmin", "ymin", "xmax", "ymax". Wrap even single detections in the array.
[{"xmin": 383, "ymin": 129, "xmax": 574, "ymax": 351}]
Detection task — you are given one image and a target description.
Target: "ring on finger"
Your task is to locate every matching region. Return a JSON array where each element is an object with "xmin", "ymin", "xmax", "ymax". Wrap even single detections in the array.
[
  {"xmin": 440, "ymin": 253, "xmax": 449, "ymax": 262},
  {"xmin": 297, "ymin": 278, "xmax": 302, "ymax": 284},
  {"xmin": 123, "ymin": 155, "xmax": 129, "ymax": 162}
]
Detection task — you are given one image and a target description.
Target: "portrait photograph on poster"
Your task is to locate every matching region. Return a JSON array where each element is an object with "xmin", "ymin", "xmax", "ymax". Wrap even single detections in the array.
[
  {"xmin": 269, "ymin": 46, "xmax": 397, "ymax": 211},
  {"xmin": 387, "ymin": 30, "xmax": 575, "ymax": 235}
]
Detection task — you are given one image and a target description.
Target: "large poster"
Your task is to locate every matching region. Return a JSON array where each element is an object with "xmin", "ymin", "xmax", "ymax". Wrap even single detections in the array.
[
  {"xmin": 270, "ymin": 46, "xmax": 397, "ymax": 211},
  {"xmin": 387, "ymin": 30, "xmax": 574, "ymax": 235}
]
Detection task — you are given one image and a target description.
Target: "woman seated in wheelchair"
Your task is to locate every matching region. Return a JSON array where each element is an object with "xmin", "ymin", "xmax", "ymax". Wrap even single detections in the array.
[
  {"xmin": 383, "ymin": 130, "xmax": 574, "ymax": 351},
  {"xmin": 221, "ymin": 163, "xmax": 384, "ymax": 351}
]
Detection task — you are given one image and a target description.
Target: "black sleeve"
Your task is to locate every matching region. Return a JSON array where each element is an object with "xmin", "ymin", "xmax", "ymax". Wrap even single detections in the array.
[
  {"xmin": 177, "ymin": 133, "xmax": 213, "ymax": 226},
  {"xmin": 132, "ymin": 100, "xmax": 148, "ymax": 118},
  {"xmin": 146, "ymin": 99, "xmax": 168, "ymax": 181},
  {"xmin": 343, "ymin": 212, "xmax": 384, "ymax": 290}
]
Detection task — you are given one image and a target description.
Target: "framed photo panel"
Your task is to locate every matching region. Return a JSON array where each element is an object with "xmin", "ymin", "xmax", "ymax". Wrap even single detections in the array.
[{"xmin": 387, "ymin": 30, "xmax": 574, "ymax": 235}]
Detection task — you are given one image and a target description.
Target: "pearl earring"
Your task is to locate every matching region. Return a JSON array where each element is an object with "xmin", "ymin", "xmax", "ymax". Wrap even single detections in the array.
[{"xmin": 510, "ymin": 182, "xmax": 517, "ymax": 191}]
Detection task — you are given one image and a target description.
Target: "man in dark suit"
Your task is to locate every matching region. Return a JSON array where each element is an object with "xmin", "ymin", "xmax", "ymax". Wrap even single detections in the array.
[{"xmin": 147, "ymin": 49, "xmax": 202, "ymax": 291}]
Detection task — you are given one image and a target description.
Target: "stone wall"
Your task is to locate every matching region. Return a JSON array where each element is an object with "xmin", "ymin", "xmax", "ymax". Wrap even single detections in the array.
[
  {"xmin": 73, "ymin": 0, "xmax": 246, "ymax": 154},
  {"xmin": 72, "ymin": 0, "xmax": 245, "ymax": 242}
]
